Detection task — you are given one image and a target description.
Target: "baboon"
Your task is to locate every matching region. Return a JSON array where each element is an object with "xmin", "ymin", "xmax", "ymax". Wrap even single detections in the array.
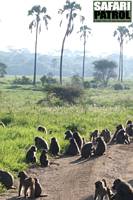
[
  {"xmin": 0, "ymin": 121, "xmax": 5, "ymax": 128},
  {"xmin": 81, "ymin": 142, "xmax": 95, "ymax": 159},
  {"xmin": 126, "ymin": 120, "xmax": 132, "ymax": 126},
  {"xmin": 112, "ymin": 179, "xmax": 133, "ymax": 200},
  {"xmin": 26, "ymin": 145, "xmax": 37, "ymax": 163},
  {"xmin": 73, "ymin": 131, "xmax": 83, "ymax": 150},
  {"xmin": 18, "ymin": 171, "xmax": 35, "ymax": 198},
  {"xmin": 116, "ymin": 129, "xmax": 130, "ymax": 144},
  {"xmin": 49, "ymin": 137, "xmax": 60, "ymax": 156},
  {"xmin": 0, "ymin": 170, "xmax": 15, "ymax": 189},
  {"xmin": 40, "ymin": 149, "xmax": 49, "ymax": 167},
  {"xmin": 95, "ymin": 137, "xmax": 107, "ymax": 156},
  {"xmin": 82, "ymin": 137, "xmax": 86, "ymax": 146},
  {"xmin": 90, "ymin": 129, "xmax": 99, "ymax": 143},
  {"xmin": 100, "ymin": 129, "xmax": 111, "ymax": 143},
  {"xmin": 35, "ymin": 136, "xmax": 49, "ymax": 151},
  {"xmin": 65, "ymin": 138, "xmax": 80, "ymax": 156},
  {"xmin": 37, "ymin": 125, "xmax": 47, "ymax": 134},
  {"xmin": 94, "ymin": 179, "xmax": 112, "ymax": 200},
  {"xmin": 34, "ymin": 178, "xmax": 42, "ymax": 197},
  {"xmin": 111, "ymin": 124, "xmax": 124, "ymax": 143},
  {"xmin": 126, "ymin": 124, "xmax": 133, "ymax": 137},
  {"xmin": 64, "ymin": 130, "xmax": 73, "ymax": 140}
]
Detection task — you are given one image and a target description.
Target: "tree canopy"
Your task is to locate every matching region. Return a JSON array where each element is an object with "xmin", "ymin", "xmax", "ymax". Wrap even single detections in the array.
[{"xmin": 0, "ymin": 62, "xmax": 7, "ymax": 77}]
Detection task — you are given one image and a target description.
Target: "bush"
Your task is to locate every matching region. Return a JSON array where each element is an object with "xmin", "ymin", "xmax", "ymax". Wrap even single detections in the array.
[
  {"xmin": 113, "ymin": 83, "xmax": 124, "ymax": 90},
  {"xmin": 40, "ymin": 75, "xmax": 57, "ymax": 86},
  {"xmin": 65, "ymin": 123, "xmax": 86, "ymax": 134},
  {"xmin": 71, "ymin": 75, "xmax": 82, "ymax": 87},
  {"xmin": 12, "ymin": 76, "xmax": 32, "ymax": 85},
  {"xmin": 1, "ymin": 114, "xmax": 14, "ymax": 125},
  {"xmin": 45, "ymin": 85, "xmax": 84, "ymax": 104}
]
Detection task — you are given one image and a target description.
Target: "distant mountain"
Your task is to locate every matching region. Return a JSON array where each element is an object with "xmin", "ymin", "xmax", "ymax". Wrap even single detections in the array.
[{"xmin": 0, "ymin": 48, "xmax": 133, "ymax": 78}]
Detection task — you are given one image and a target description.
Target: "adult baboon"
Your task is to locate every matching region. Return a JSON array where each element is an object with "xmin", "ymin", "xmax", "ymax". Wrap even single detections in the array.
[
  {"xmin": 18, "ymin": 171, "xmax": 35, "ymax": 198},
  {"xmin": 116, "ymin": 129, "xmax": 130, "ymax": 144},
  {"xmin": 35, "ymin": 136, "xmax": 49, "ymax": 151},
  {"xmin": 37, "ymin": 125, "xmax": 47, "ymax": 134},
  {"xmin": 95, "ymin": 137, "xmax": 107, "ymax": 156},
  {"xmin": 64, "ymin": 130, "xmax": 73, "ymax": 140},
  {"xmin": 40, "ymin": 149, "xmax": 49, "ymax": 167},
  {"xmin": 111, "ymin": 124, "xmax": 124, "ymax": 143},
  {"xmin": 34, "ymin": 178, "xmax": 42, "ymax": 197},
  {"xmin": 26, "ymin": 145, "xmax": 37, "ymax": 163},
  {"xmin": 73, "ymin": 131, "xmax": 83, "ymax": 150},
  {"xmin": 112, "ymin": 178, "xmax": 133, "ymax": 200},
  {"xmin": 94, "ymin": 179, "xmax": 112, "ymax": 200},
  {"xmin": 49, "ymin": 137, "xmax": 60, "ymax": 156},
  {"xmin": 0, "ymin": 170, "xmax": 15, "ymax": 189},
  {"xmin": 81, "ymin": 142, "xmax": 95, "ymax": 159},
  {"xmin": 65, "ymin": 138, "xmax": 80, "ymax": 156},
  {"xmin": 90, "ymin": 129, "xmax": 99, "ymax": 143},
  {"xmin": 126, "ymin": 124, "xmax": 133, "ymax": 137},
  {"xmin": 100, "ymin": 129, "xmax": 111, "ymax": 143}
]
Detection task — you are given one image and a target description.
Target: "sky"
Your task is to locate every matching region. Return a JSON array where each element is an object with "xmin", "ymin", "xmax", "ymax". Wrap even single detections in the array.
[{"xmin": 0, "ymin": 0, "xmax": 132, "ymax": 57}]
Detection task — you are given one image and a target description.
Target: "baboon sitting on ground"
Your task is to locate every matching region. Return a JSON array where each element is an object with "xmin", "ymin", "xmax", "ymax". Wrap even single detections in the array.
[
  {"xmin": 90, "ymin": 129, "xmax": 99, "ymax": 144},
  {"xmin": 95, "ymin": 137, "xmax": 107, "ymax": 156},
  {"xmin": 40, "ymin": 149, "xmax": 49, "ymax": 167},
  {"xmin": 111, "ymin": 124, "xmax": 124, "ymax": 143},
  {"xmin": 0, "ymin": 170, "xmax": 15, "ymax": 189},
  {"xmin": 100, "ymin": 129, "xmax": 111, "ymax": 143},
  {"xmin": 49, "ymin": 137, "xmax": 60, "ymax": 156},
  {"xmin": 116, "ymin": 129, "xmax": 130, "ymax": 144},
  {"xmin": 64, "ymin": 130, "xmax": 73, "ymax": 140},
  {"xmin": 111, "ymin": 178, "xmax": 133, "ymax": 200},
  {"xmin": 73, "ymin": 131, "xmax": 83, "ymax": 150},
  {"xmin": 26, "ymin": 145, "xmax": 37, "ymax": 163},
  {"xmin": 126, "ymin": 124, "xmax": 133, "ymax": 137},
  {"xmin": 94, "ymin": 179, "xmax": 112, "ymax": 200},
  {"xmin": 37, "ymin": 125, "xmax": 47, "ymax": 134},
  {"xmin": 81, "ymin": 142, "xmax": 95, "ymax": 159},
  {"xmin": 18, "ymin": 171, "xmax": 35, "ymax": 198},
  {"xmin": 65, "ymin": 138, "xmax": 80, "ymax": 156},
  {"xmin": 35, "ymin": 136, "xmax": 49, "ymax": 151}
]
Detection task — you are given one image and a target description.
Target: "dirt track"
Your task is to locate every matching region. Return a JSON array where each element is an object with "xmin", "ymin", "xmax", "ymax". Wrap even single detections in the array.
[{"xmin": 1, "ymin": 143, "xmax": 133, "ymax": 200}]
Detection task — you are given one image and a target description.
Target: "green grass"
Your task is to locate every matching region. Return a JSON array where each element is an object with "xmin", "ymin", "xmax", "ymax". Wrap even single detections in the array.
[{"xmin": 0, "ymin": 78, "xmax": 133, "ymax": 181}]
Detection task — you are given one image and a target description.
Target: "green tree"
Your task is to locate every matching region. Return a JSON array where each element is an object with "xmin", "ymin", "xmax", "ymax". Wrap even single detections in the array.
[
  {"xmin": 93, "ymin": 59, "xmax": 117, "ymax": 87},
  {"xmin": 58, "ymin": 0, "xmax": 82, "ymax": 84},
  {"xmin": 113, "ymin": 26, "xmax": 129, "ymax": 82},
  {"xmin": 28, "ymin": 5, "xmax": 51, "ymax": 85},
  {"xmin": 78, "ymin": 25, "xmax": 91, "ymax": 83},
  {"xmin": 0, "ymin": 63, "xmax": 7, "ymax": 77}
]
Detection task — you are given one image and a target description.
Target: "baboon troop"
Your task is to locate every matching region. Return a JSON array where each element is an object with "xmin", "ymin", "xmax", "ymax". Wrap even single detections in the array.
[
  {"xmin": 49, "ymin": 137, "xmax": 60, "ymax": 156},
  {"xmin": 65, "ymin": 138, "xmax": 80, "ymax": 156},
  {"xmin": 0, "ymin": 170, "xmax": 15, "ymax": 189},
  {"xmin": 81, "ymin": 142, "xmax": 94, "ymax": 159},
  {"xmin": 37, "ymin": 125, "xmax": 47, "ymax": 134},
  {"xmin": 95, "ymin": 137, "xmax": 107, "ymax": 156},
  {"xmin": 35, "ymin": 136, "xmax": 49, "ymax": 151},
  {"xmin": 40, "ymin": 149, "xmax": 49, "ymax": 167},
  {"xmin": 26, "ymin": 145, "xmax": 37, "ymax": 163}
]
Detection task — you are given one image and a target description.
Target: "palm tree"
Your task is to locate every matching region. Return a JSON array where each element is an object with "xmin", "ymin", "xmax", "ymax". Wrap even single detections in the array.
[
  {"xmin": 78, "ymin": 25, "xmax": 91, "ymax": 83},
  {"xmin": 58, "ymin": 0, "xmax": 82, "ymax": 85},
  {"xmin": 113, "ymin": 26, "xmax": 129, "ymax": 82},
  {"xmin": 28, "ymin": 5, "xmax": 51, "ymax": 85}
]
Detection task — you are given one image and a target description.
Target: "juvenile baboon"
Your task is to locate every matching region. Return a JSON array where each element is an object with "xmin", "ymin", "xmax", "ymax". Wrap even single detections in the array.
[
  {"xmin": 37, "ymin": 125, "xmax": 47, "ymax": 134},
  {"xmin": 73, "ymin": 131, "xmax": 83, "ymax": 150},
  {"xmin": 49, "ymin": 137, "xmax": 60, "ymax": 156},
  {"xmin": 65, "ymin": 138, "xmax": 80, "ymax": 156},
  {"xmin": 0, "ymin": 170, "xmax": 15, "ymax": 189},
  {"xmin": 81, "ymin": 142, "xmax": 95, "ymax": 159},
  {"xmin": 90, "ymin": 129, "xmax": 99, "ymax": 143},
  {"xmin": 116, "ymin": 129, "xmax": 130, "ymax": 144},
  {"xmin": 94, "ymin": 179, "xmax": 112, "ymax": 200},
  {"xmin": 34, "ymin": 178, "xmax": 42, "ymax": 197},
  {"xmin": 111, "ymin": 124, "xmax": 124, "ymax": 143},
  {"xmin": 126, "ymin": 120, "xmax": 132, "ymax": 126},
  {"xmin": 95, "ymin": 137, "xmax": 107, "ymax": 156},
  {"xmin": 112, "ymin": 178, "xmax": 133, "ymax": 200},
  {"xmin": 0, "ymin": 121, "xmax": 5, "ymax": 128},
  {"xmin": 40, "ymin": 149, "xmax": 49, "ymax": 167},
  {"xmin": 100, "ymin": 129, "xmax": 111, "ymax": 143},
  {"xmin": 18, "ymin": 171, "xmax": 35, "ymax": 198},
  {"xmin": 35, "ymin": 136, "xmax": 49, "ymax": 151},
  {"xmin": 64, "ymin": 130, "xmax": 73, "ymax": 140},
  {"xmin": 26, "ymin": 145, "xmax": 37, "ymax": 163}
]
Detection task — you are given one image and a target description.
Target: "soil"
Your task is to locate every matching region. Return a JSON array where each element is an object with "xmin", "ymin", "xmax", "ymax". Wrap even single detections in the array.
[{"xmin": 0, "ymin": 143, "xmax": 133, "ymax": 200}]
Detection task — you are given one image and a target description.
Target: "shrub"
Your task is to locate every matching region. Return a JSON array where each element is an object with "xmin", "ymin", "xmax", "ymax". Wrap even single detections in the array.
[
  {"xmin": 13, "ymin": 76, "xmax": 32, "ymax": 85},
  {"xmin": 113, "ymin": 83, "xmax": 124, "ymax": 90},
  {"xmin": 40, "ymin": 75, "xmax": 57, "ymax": 86},
  {"xmin": 65, "ymin": 123, "xmax": 86, "ymax": 134},
  {"xmin": 71, "ymin": 75, "xmax": 82, "ymax": 87},
  {"xmin": 1, "ymin": 114, "xmax": 14, "ymax": 125}
]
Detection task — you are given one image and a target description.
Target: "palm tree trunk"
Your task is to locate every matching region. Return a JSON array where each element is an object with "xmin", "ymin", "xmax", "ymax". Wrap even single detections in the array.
[
  {"xmin": 33, "ymin": 21, "xmax": 39, "ymax": 85},
  {"xmin": 118, "ymin": 45, "xmax": 121, "ymax": 81},
  {"xmin": 82, "ymin": 39, "xmax": 86, "ymax": 83},
  {"xmin": 121, "ymin": 42, "xmax": 123, "ymax": 82},
  {"xmin": 60, "ymin": 33, "xmax": 67, "ymax": 85}
]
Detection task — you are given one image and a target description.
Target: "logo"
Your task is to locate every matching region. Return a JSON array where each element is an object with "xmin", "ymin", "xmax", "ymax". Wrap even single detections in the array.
[{"xmin": 93, "ymin": 0, "xmax": 132, "ymax": 22}]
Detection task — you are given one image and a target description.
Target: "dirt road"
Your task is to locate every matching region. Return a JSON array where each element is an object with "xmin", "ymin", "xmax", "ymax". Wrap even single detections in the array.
[{"xmin": 1, "ymin": 143, "xmax": 133, "ymax": 200}]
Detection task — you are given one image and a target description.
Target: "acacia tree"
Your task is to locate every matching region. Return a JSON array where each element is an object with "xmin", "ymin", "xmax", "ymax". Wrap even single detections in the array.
[
  {"xmin": 113, "ymin": 26, "xmax": 129, "ymax": 82},
  {"xmin": 93, "ymin": 59, "xmax": 117, "ymax": 87},
  {"xmin": 0, "ymin": 63, "xmax": 7, "ymax": 77},
  {"xmin": 28, "ymin": 5, "xmax": 51, "ymax": 85},
  {"xmin": 58, "ymin": 0, "xmax": 82, "ymax": 85},
  {"xmin": 78, "ymin": 25, "xmax": 91, "ymax": 82}
]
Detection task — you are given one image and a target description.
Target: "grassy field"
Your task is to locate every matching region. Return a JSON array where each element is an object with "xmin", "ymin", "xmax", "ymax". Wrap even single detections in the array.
[{"xmin": 0, "ymin": 78, "xmax": 133, "ymax": 180}]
